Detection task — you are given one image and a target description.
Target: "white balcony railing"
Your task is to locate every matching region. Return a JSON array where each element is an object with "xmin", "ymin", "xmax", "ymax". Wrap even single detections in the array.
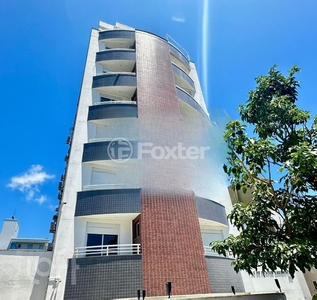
[
  {"xmin": 74, "ymin": 244, "xmax": 141, "ymax": 258},
  {"xmin": 82, "ymin": 184, "xmax": 141, "ymax": 191},
  {"xmin": 204, "ymin": 246, "xmax": 233, "ymax": 258}
]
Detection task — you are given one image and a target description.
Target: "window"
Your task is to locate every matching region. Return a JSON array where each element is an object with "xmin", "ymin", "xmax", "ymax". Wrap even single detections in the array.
[
  {"xmin": 135, "ymin": 222, "xmax": 140, "ymax": 238},
  {"xmin": 201, "ymin": 230, "xmax": 223, "ymax": 246},
  {"xmin": 27, "ymin": 244, "xmax": 33, "ymax": 249},
  {"xmin": 313, "ymin": 281, "xmax": 317, "ymax": 290},
  {"xmin": 9, "ymin": 242, "xmax": 16, "ymax": 249},
  {"xmin": 86, "ymin": 233, "xmax": 118, "ymax": 256}
]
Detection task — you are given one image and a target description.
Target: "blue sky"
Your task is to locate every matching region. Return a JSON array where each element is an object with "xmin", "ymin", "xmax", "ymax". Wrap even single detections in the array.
[{"xmin": 0, "ymin": 0, "xmax": 317, "ymax": 239}]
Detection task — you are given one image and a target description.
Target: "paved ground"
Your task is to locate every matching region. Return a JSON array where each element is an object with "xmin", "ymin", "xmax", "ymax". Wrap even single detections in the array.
[{"xmin": 115, "ymin": 292, "xmax": 286, "ymax": 300}]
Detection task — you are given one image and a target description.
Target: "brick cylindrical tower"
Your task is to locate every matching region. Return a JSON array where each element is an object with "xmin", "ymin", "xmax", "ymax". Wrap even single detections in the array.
[{"xmin": 136, "ymin": 30, "xmax": 211, "ymax": 296}]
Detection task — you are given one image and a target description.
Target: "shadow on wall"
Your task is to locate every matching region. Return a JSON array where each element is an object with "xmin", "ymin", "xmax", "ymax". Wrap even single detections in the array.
[{"xmin": 29, "ymin": 254, "xmax": 53, "ymax": 300}]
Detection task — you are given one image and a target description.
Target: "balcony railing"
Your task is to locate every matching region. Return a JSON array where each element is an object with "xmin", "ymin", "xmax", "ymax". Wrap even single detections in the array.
[
  {"xmin": 82, "ymin": 183, "xmax": 140, "ymax": 191},
  {"xmin": 74, "ymin": 244, "xmax": 141, "ymax": 258},
  {"xmin": 204, "ymin": 246, "xmax": 233, "ymax": 258}
]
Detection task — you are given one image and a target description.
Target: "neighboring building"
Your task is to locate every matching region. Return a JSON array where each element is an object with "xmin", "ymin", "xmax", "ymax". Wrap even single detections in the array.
[
  {"xmin": 229, "ymin": 186, "xmax": 315, "ymax": 300},
  {"xmin": 45, "ymin": 21, "xmax": 244, "ymax": 300},
  {"xmin": 0, "ymin": 218, "xmax": 49, "ymax": 251},
  {"xmin": 0, "ymin": 218, "xmax": 52, "ymax": 300}
]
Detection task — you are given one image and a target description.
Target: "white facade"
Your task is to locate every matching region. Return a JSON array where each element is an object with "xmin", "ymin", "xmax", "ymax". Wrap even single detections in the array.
[
  {"xmin": 0, "ymin": 219, "xmax": 19, "ymax": 250},
  {"xmin": 45, "ymin": 27, "xmax": 99, "ymax": 300},
  {"xmin": 241, "ymin": 270, "xmax": 311, "ymax": 300},
  {"xmin": 0, "ymin": 250, "xmax": 52, "ymax": 300}
]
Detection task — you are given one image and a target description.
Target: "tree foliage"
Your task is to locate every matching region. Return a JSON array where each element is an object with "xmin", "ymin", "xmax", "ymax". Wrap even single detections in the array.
[{"xmin": 211, "ymin": 65, "xmax": 317, "ymax": 278}]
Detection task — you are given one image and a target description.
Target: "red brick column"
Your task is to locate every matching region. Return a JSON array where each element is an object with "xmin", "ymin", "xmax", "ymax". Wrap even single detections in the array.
[
  {"xmin": 135, "ymin": 30, "xmax": 211, "ymax": 296},
  {"xmin": 141, "ymin": 189, "xmax": 211, "ymax": 296}
]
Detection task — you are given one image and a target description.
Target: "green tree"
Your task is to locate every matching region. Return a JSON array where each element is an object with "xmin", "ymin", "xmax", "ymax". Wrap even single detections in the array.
[{"xmin": 211, "ymin": 65, "xmax": 317, "ymax": 278}]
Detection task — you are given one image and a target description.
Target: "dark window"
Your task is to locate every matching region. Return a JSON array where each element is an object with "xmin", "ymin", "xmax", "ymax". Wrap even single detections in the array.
[
  {"xmin": 131, "ymin": 90, "xmax": 137, "ymax": 102},
  {"xmin": 135, "ymin": 222, "xmax": 140, "ymax": 238},
  {"xmin": 86, "ymin": 233, "xmax": 118, "ymax": 256},
  {"xmin": 86, "ymin": 234, "xmax": 102, "ymax": 256}
]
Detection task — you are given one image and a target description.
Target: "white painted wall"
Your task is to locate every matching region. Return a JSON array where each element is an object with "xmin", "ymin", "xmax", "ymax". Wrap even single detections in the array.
[
  {"xmin": 302, "ymin": 268, "xmax": 317, "ymax": 298},
  {"xmin": 0, "ymin": 250, "xmax": 52, "ymax": 300},
  {"xmin": 92, "ymin": 118, "xmax": 139, "ymax": 141},
  {"xmin": 189, "ymin": 62, "xmax": 209, "ymax": 116},
  {"xmin": 241, "ymin": 270, "xmax": 309, "ymax": 300},
  {"xmin": 45, "ymin": 28, "xmax": 99, "ymax": 300},
  {"xmin": 297, "ymin": 271, "xmax": 313, "ymax": 299},
  {"xmin": 74, "ymin": 217, "xmax": 132, "ymax": 251},
  {"xmin": 0, "ymin": 219, "xmax": 19, "ymax": 250}
]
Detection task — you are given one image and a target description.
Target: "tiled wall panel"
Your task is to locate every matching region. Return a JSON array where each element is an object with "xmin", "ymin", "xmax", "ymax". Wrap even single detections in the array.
[
  {"xmin": 96, "ymin": 49, "xmax": 135, "ymax": 62},
  {"xmin": 205, "ymin": 256, "xmax": 245, "ymax": 293},
  {"xmin": 92, "ymin": 73, "xmax": 136, "ymax": 89},
  {"xmin": 82, "ymin": 140, "xmax": 138, "ymax": 162},
  {"xmin": 176, "ymin": 87, "xmax": 207, "ymax": 118},
  {"xmin": 75, "ymin": 188, "xmax": 141, "ymax": 216},
  {"xmin": 99, "ymin": 30, "xmax": 135, "ymax": 41},
  {"xmin": 196, "ymin": 196, "xmax": 228, "ymax": 225},
  {"xmin": 172, "ymin": 63, "xmax": 195, "ymax": 90},
  {"xmin": 64, "ymin": 255, "xmax": 142, "ymax": 300},
  {"xmin": 88, "ymin": 104, "xmax": 138, "ymax": 120}
]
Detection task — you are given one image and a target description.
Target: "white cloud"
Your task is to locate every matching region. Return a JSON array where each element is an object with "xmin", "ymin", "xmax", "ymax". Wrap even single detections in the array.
[
  {"xmin": 34, "ymin": 195, "xmax": 47, "ymax": 205},
  {"xmin": 172, "ymin": 13, "xmax": 185, "ymax": 23},
  {"xmin": 7, "ymin": 165, "xmax": 55, "ymax": 205}
]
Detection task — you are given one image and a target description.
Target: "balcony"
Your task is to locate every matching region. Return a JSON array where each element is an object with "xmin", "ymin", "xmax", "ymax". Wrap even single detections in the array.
[
  {"xmin": 82, "ymin": 140, "xmax": 138, "ymax": 162},
  {"xmin": 74, "ymin": 244, "xmax": 141, "ymax": 258},
  {"xmin": 75, "ymin": 188, "xmax": 141, "ymax": 217},
  {"xmin": 88, "ymin": 102, "xmax": 137, "ymax": 121},
  {"xmin": 172, "ymin": 64, "xmax": 195, "ymax": 93},
  {"xmin": 99, "ymin": 30, "xmax": 135, "ymax": 49},
  {"xmin": 169, "ymin": 43, "xmax": 190, "ymax": 73},
  {"xmin": 92, "ymin": 73, "xmax": 136, "ymax": 100},
  {"xmin": 82, "ymin": 184, "xmax": 140, "ymax": 191},
  {"xmin": 176, "ymin": 87, "xmax": 208, "ymax": 118},
  {"xmin": 204, "ymin": 246, "xmax": 232, "ymax": 258},
  {"xmin": 96, "ymin": 49, "xmax": 136, "ymax": 72}
]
